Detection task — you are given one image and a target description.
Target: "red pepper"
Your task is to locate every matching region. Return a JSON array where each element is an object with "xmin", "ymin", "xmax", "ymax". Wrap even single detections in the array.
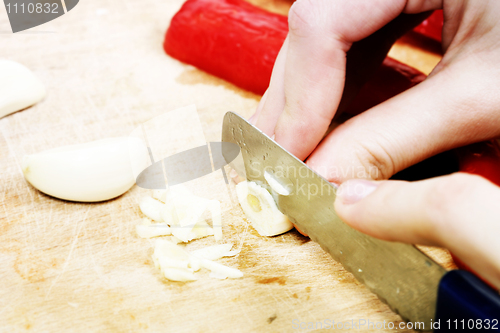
[
  {"xmin": 412, "ymin": 10, "xmax": 443, "ymax": 42},
  {"xmin": 344, "ymin": 57, "xmax": 426, "ymax": 116},
  {"xmin": 456, "ymin": 140, "xmax": 500, "ymax": 187},
  {"xmin": 164, "ymin": 0, "xmax": 287, "ymax": 95}
]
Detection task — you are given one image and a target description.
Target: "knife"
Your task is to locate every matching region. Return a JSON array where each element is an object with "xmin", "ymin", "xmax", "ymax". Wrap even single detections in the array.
[{"xmin": 222, "ymin": 111, "xmax": 500, "ymax": 331}]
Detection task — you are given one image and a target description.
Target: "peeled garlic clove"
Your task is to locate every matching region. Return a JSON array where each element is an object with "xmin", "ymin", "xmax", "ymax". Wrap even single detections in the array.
[
  {"xmin": 0, "ymin": 59, "xmax": 46, "ymax": 119},
  {"xmin": 139, "ymin": 196, "xmax": 165, "ymax": 222},
  {"xmin": 236, "ymin": 181, "xmax": 293, "ymax": 236},
  {"xmin": 22, "ymin": 137, "xmax": 148, "ymax": 202}
]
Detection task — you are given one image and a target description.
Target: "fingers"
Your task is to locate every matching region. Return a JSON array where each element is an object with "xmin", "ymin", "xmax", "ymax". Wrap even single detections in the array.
[
  {"xmin": 273, "ymin": 0, "xmax": 410, "ymax": 161},
  {"xmin": 252, "ymin": 0, "xmax": 444, "ymax": 160},
  {"xmin": 253, "ymin": 37, "xmax": 289, "ymax": 135},
  {"xmin": 335, "ymin": 173, "xmax": 500, "ymax": 289},
  {"xmin": 251, "ymin": 0, "xmax": 410, "ymax": 159},
  {"xmin": 306, "ymin": 55, "xmax": 500, "ymax": 184}
]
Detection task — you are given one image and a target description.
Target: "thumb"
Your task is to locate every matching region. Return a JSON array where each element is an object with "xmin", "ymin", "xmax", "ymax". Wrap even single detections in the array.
[{"xmin": 334, "ymin": 173, "xmax": 500, "ymax": 289}]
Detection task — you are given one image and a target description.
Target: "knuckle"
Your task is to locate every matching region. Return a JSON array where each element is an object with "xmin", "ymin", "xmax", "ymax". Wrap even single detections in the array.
[{"xmin": 352, "ymin": 140, "xmax": 396, "ymax": 181}]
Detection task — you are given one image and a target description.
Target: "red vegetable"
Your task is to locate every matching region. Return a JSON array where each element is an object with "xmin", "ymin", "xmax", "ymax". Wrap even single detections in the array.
[
  {"xmin": 344, "ymin": 57, "xmax": 426, "ymax": 116},
  {"xmin": 164, "ymin": 0, "xmax": 287, "ymax": 95},
  {"xmin": 456, "ymin": 140, "xmax": 500, "ymax": 187},
  {"xmin": 413, "ymin": 10, "xmax": 443, "ymax": 42}
]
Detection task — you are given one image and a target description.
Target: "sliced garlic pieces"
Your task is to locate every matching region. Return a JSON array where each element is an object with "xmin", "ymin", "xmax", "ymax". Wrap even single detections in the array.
[
  {"xmin": 0, "ymin": 59, "xmax": 46, "ymax": 119},
  {"xmin": 137, "ymin": 187, "xmax": 221, "ymax": 242},
  {"xmin": 152, "ymin": 239, "xmax": 242, "ymax": 282},
  {"xmin": 22, "ymin": 137, "xmax": 148, "ymax": 202},
  {"xmin": 160, "ymin": 187, "xmax": 222, "ymax": 242},
  {"xmin": 236, "ymin": 181, "xmax": 293, "ymax": 236}
]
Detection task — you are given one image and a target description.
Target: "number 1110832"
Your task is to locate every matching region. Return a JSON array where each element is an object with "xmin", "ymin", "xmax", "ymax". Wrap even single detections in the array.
[{"xmin": 5, "ymin": 2, "xmax": 58, "ymax": 14}]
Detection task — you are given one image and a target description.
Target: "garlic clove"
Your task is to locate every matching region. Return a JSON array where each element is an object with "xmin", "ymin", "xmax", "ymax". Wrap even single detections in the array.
[
  {"xmin": 0, "ymin": 59, "xmax": 46, "ymax": 119},
  {"xmin": 236, "ymin": 181, "xmax": 293, "ymax": 236},
  {"xmin": 22, "ymin": 137, "xmax": 148, "ymax": 202}
]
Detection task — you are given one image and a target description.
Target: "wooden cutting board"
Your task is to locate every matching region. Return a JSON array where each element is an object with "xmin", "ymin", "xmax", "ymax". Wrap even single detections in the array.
[{"xmin": 0, "ymin": 1, "xmax": 453, "ymax": 332}]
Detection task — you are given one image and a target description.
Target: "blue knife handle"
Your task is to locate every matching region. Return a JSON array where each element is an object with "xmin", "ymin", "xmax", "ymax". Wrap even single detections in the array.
[{"xmin": 435, "ymin": 270, "xmax": 500, "ymax": 331}]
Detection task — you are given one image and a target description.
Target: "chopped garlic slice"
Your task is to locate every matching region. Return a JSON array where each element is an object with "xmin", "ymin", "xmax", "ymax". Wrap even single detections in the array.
[
  {"xmin": 152, "ymin": 239, "xmax": 242, "ymax": 282},
  {"xmin": 208, "ymin": 200, "xmax": 222, "ymax": 241},
  {"xmin": 198, "ymin": 258, "xmax": 243, "ymax": 279},
  {"xmin": 154, "ymin": 239, "xmax": 190, "ymax": 261},
  {"xmin": 136, "ymin": 224, "xmax": 171, "ymax": 238},
  {"xmin": 162, "ymin": 267, "xmax": 197, "ymax": 282},
  {"xmin": 139, "ymin": 196, "xmax": 165, "ymax": 222},
  {"xmin": 159, "ymin": 186, "xmax": 222, "ymax": 242},
  {"xmin": 236, "ymin": 181, "xmax": 293, "ymax": 236},
  {"xmin": 190, "ymin": 243, "xmax": 239, "ymax": 261},
  {"xmin": 152, "ymin": 189, "xmax": 168, "ymax": 203},
  {"xmin": 141, "ymin": 217, "xmax": 153, "ymax": 225}
]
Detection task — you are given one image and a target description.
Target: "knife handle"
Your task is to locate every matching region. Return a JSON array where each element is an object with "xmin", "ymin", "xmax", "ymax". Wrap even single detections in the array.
[{"xmin": 435, "ymin": 270, "xmax": 500, "ymax": 331}]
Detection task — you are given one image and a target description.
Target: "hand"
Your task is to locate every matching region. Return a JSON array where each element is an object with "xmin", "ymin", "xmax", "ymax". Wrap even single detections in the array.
[
  {"xmin": 335, "ymin": 173, "xmax": 500, "ymax": 289},
  {"xmin": 251, "ymin": 0, "xmax": 500, "ymax": 288},
  {"xmin": 251, "ymin": 0, "xmax": 500, "ymax": 183}
]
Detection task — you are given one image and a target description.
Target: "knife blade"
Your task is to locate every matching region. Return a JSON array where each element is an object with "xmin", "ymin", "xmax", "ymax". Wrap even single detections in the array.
[{"xmin": 222, "ymin": 111, "xmax": 447, "ymax": 329}]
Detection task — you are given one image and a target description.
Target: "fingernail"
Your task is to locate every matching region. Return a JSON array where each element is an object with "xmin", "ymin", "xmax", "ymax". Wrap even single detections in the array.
[{"xmin": 337, "ymin": 179, "xmax": 380, "ymax": 205}]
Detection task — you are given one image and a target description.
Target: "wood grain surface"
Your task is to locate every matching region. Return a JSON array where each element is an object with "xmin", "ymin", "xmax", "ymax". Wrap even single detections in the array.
[{"xmin": 1, "ymin": 1, "xmax": 453, "ymax": 332}]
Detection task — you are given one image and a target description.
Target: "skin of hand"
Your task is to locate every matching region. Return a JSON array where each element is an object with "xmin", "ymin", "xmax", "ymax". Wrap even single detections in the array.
[
  {"xmin": 335, "ymin": 173, "xmax": 500, "ymax": 289},
  {"xmin": 250, "ymin": 0, "xmax": 500, "ymax": 288}
]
